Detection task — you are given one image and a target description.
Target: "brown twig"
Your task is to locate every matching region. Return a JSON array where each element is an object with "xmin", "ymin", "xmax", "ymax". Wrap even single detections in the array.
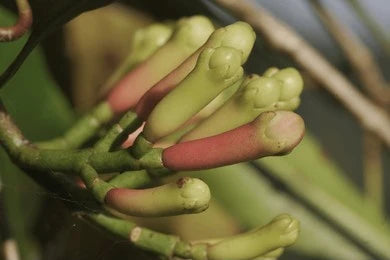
[
  {"xmin": 308, "ymin": 0, "xmax": 386, "ymax": 213},
  {"xmin": 0, "ymin": 0, "xmax": 33, "ymax": 42},
  {"xmin": 346, "ymin": 0, "xmax": 390, "ymax": 57},
  {"xmin": 309, "ymin": 0, "xmax": 390, "ymax": 107},
  {"xmin": 213, "ymin": 0, "xmax": 390, "ymax": 148}
]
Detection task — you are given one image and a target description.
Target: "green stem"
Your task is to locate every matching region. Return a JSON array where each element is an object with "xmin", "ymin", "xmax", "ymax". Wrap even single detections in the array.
[
  {"xmin": 86, "ymin": 213, "xmax": 186, "ymax": 258},
  {"xmin": 85, "ymin": 213, "xmax": 208, "ymax": 259},
  {"xmin": 108, "ymin": 170, "xmax": 152, "ymax": 189},
  {"xmin": 131, "ymin": 134, "xmax": 154, "ymax": 158},
  {"xmin": 79, "ymin": 164, "xmax": 114, "ymax": 203},
  {"xmin": 0, "ymin": 109, "xmax": 160, "ymax": 173},
  {"xmin": 86, "ymin": 212, "xmax": 297, "ymax": 260},
  {"xmin": 94, "ymin": 111, "xmax": 142, "ymax": 152},
  {"xmin": 36, "ymin": 102, "xmax": 114, "ymax": 149}
]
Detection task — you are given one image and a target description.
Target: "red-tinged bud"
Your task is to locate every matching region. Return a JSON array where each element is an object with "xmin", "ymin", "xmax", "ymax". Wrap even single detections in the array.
[
  {"xmin": 135, "ymin": 53, "xmax": 199, "ymax": 120},
  {"xmin": 162, "ymin": 111, "xmax": 305, "ymax": 171},
  {"xmin": 105, "ymin": 177, "xmax": 210, "ymax": 217},
  {"xmin": 106, "ymin": 16, "xmax": 214, "ymax": 114}
]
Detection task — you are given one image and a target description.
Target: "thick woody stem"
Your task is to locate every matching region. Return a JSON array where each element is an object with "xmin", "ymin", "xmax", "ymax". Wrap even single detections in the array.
[
  {"xmin": 0, "ymin": 0, "xmax": 33, "ymax": 42},
  {"xmin": 213, "ymin": 0, "xmax": 390, "ymax": 147}
]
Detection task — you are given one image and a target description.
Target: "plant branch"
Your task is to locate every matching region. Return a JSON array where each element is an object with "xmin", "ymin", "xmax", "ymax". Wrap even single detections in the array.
[
  {"xmin": 0, "ymin": 0, "xmax": 32, "ymax": 42},
  {"xmin": 36, "ymin": 102, "xmax": 114, "ymax": 150},
  {"xmin": 308, "ymin": 0, "xmax": 386, "ymax": 212},
  {"xmin": 309, "ymin": 0, "xmax": 390, "ymax": 107},
  {"xmin": 94, "ymin": 111, "xmax": 142, "ymax": 152},
  {"xmin": 84, "ymin": 212, "xmax": 298, "ymax": 260},
  {"xmin": 213, "ymin": 0, "xmax": 390, "ymax": 147},
  {"xmin": 346, "ymin": 0, "xmax": 390, "ymax": 57}
]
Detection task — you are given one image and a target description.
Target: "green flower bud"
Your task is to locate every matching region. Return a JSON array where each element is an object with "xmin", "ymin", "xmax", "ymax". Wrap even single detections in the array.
[
  {"xmin": 107, "ymin": 16, "xmax": 214, "ymax": 113},
  {"xmin": 273, "ymin": 68, "xmax": 303, "ymax": 101},
  {"xmin": 143, "ymin": 46, "xmax": 244, "ymax": 142},
  {"xmin": 206, "ymin": 214, "xmax": 299, "ymax": 260},
  {"xmin": 263, "ymin": 67, "xmax": 279, "ymax": 77},
  {"xmin": 105, "ymin": 177, "xmax": 210, "ymax": 217},
  {"xmin": 181, "ymin": 68, "xmax": 303, "ymax": 141},
  {"xmin": 207, "ymin": 21, "xmax": 256, "ymax": 63},
  {"xmin": 130, "ymin": 23, "xmax": 174, "ymax": 66},
  {"xmin": 171, "ymin": 15, "xmax": 215, "ymax": 51},
  {"xmin": 239, "ymin": 76, "xmax": 281, "ymax": 108}
]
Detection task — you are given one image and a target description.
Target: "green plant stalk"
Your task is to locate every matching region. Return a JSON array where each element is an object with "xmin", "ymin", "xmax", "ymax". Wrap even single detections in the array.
[
  {"xmin": 86, "ymin": 213, "xmax": 193, "ymax": 258},
  {"xmin": 108, "ymin": 170, "xmax": 152, "ymax": 189},
  {"xmin": 36, "ymin": 101, "xmax": 113, "ymax": 149},
  {"xmin": 86, "ymin": 212, "xmax": 298, "ymax": 260},
  {"xmin": 79, "ymin": 164, "xmax": 114, "ymax": 202},
  {"xmin": 94, "ymin": 111, "xmax": 142, "ymax": 152}
]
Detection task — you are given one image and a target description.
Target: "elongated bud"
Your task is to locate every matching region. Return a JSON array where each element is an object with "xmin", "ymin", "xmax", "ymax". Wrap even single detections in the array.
[
  {"xmin": 130, "ymin": 23, "xmax": 174, "ymax": 67},
  {"xmin": 135, "ymin": 21, "xmax": 255, "ymax": 121},
  {"xmin": 105, "ymin": 177, "xmax": 210, "ymax": 217},
  {"xmin": 100, "ymin": 23, "xmax": 174, "ymax": 96},
  {"xmin": 107, "ymin": 16, "xmax": 214, "ymax": 113},
  {"xmin": 143, "ymin": 46, "xmax": 245, "ymax": 142},
  {"xmin": 181, "ymin": 68, "xmax": 303, "ymax": 141},
  {"xmin": 206, "ymin": 214, "xmax": 299, "ymax": 260},
  {"xmin": 162, "ymin": 111, "xmax": 304, "ymax": 171}
]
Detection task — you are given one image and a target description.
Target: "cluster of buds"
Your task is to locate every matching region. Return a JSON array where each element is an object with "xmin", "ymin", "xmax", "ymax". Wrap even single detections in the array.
[
  {"xmin": 0, "ymin": 15, "xmax": 305, "ymax": 260},
  {"xmin": 99, "ymin": 15, "xmax": 304, "ymax": 259}
]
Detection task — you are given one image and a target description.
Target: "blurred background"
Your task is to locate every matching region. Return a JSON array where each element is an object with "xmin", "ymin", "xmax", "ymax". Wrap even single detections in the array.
[{"xmin": 0, "ymin": 0, "xmax": 389, "ymax": 259}]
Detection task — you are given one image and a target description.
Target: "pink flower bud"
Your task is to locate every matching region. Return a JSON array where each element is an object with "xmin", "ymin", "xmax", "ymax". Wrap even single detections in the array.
[{"xmin": 162, "ymin": 111, "xmax": 304, "ymax": 171}]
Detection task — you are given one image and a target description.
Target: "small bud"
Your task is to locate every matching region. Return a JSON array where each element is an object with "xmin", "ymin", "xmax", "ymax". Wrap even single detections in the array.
[
  {"xmin": 105, "ymin": 177, "xmax": 210, "ymax": 217},
  {"xmin": 207, "ymin": 214, "xmax": 299, "ymax": 260},
  {"xmin": 263, "ymin": 67, "xmax": 279, "ymax": 77},
  {"xmin": 273, "ymin": 68, "xmax": 303, "ymax": 101}
]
